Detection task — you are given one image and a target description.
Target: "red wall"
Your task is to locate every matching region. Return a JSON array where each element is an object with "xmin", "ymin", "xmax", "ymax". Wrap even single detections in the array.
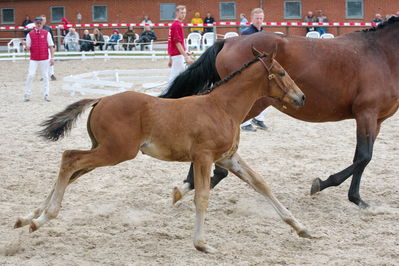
[{"xmin": 1, "ymin": 0, "xmax": 399, "ymax": 42}]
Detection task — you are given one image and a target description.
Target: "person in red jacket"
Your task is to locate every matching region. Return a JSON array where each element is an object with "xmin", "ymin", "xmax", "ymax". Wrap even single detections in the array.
[
  {"xmin": 166, "ymin": 5, "xmax": 193, "ymax": 87},
  {"xmin": 23, "ymin": 16, "xmax": 55, "ymax": 102}
]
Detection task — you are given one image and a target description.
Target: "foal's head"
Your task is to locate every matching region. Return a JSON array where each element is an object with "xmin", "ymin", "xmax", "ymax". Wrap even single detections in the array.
[{"xmin": 253, "ymin": 46, "xmax": 305, "ymax": 108}]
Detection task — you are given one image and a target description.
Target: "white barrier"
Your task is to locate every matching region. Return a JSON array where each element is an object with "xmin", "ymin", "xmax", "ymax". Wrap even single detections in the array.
[{"xmin": 63, "ymin": 68, "xmax": 170, "ymax": 96}]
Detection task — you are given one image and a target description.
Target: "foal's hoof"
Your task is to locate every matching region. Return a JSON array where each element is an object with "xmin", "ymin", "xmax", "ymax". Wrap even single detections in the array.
[
  {"xmin": 29, "ymin": 221, "xmax": 39, "ymax": 233},
  {"xmin": 298, "ymin": 230, "xmax": 314, "ymax": 239},
  {"xmin": 358, "ymin": 200, "xmax": 370, "ymax": 209},
  {"xmin": 194, "ymin": 244, "xmax": 218, "ymax": 254},
  {"xmin": 310, "ymin": 178, "xmax": 322, "ymax": 195},
  {"xmin": 14, "ymin": 218, "xmax": 23, "ymax": 229},
  {"xmin": 172, "ymin": 187, "xmax": 182, "ymax": 205}
]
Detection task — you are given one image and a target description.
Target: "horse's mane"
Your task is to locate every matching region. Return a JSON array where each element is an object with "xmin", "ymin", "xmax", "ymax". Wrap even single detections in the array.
[
  {"xmin": 199, "ymin": 54, "xmax": 266, "ymax": 95},
  {"xmin": 362, "ymin": 16, "xmax": 399, "ymax": 32}
]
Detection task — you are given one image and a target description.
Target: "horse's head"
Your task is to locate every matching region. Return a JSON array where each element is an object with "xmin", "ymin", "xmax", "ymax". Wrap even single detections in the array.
[{"xmin": 252, "ymin": 46, "xmax": 305, "ymax": 108}]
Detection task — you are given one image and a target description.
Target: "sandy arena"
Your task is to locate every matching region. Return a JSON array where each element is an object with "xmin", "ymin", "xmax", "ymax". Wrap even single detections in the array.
[{"xmin": 0, "ymin": 59, "xmax": 398, "ymax": 265}]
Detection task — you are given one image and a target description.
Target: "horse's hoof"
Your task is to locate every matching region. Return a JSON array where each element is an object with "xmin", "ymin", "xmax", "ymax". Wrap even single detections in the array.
[
  {"xmin": 195, "ymin": 244, "xmax": 218, "ymax": 254},
  {"xmin": 29, "ymin": 221, "xmax": 39, "ymax": 233},
  {"xmin": 172, "ymin": 187, "xmax": 182, "ymax": 205},
  {"xmin": 14, "ymin": 218, "xmax": 23, "ymax": 229},
  {"xmin": 298, "ymin": 230, "xmax": 314, "ymax": 239},
  {"xmin": 310, "ymin": 178, "xmax": 321, "ymax": 195},
  {"xmin": 358, "ymin": 200, "xmax": 370, "ymax": 209}
]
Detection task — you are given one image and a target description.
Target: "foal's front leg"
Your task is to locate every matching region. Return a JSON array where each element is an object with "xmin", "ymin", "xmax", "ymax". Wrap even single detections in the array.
[
  {"xmin": 217, "ymin": 153, "xmax": 313, "ymax": 238},
  {"xmin": 192, "ymin": 158, "xmax": 217, "ymax": 253}
]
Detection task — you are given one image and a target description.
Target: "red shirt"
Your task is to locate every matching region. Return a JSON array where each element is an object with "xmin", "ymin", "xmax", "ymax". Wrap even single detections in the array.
[{"xmin": 168, "ymin": 20, "xmax": 185, "ymax": 56}]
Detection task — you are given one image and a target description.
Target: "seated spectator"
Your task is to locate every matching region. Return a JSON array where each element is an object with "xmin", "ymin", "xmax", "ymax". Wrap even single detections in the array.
[
  {"xmin": 80, "ymin": 29, "xmax": 94, "ymax": 51},
  {"xmin": 204, "ymin": 12, "xmax": 215, "ymax": 32},
  {"xmin": 303, "ymin": 11, "xmax": 317, "ymax": 32},
  {"xmin": 138, "ymin": 26, "xmax": 157, "ymax": 50},
  {"xmin": 372, "ymin": 13, "xmax": 383, "ymax": 24},
  {"xmin": 93, "ymin": 28, "xmax": 104, "ymax": 51},
  {"xmin": 191, "ymin": 12, "xmax": 204, "ymax": 33},
  {"xmin": 122, "ymin": 26, "xmax": 136, "ymax": 51},
  {"xmin": 64, "ymin": 28, "xmax": 79, "ymax": 51},
  {"xmin": 22, "ymin": 15, "xmax": 32, "ymax": 37},
  {"xmin": 239, "ymin": 13, "xmax": 249, "ymax": 33},
  {"xmin": 316, "ymin": 9, "xmax": 328, "ymax": 35},
  {"xmin": 105, "ymin": 29, "xmax": 121, "ymax": 51}
]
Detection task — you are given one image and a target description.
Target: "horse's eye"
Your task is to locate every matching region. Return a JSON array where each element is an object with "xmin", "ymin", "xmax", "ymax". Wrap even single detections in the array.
[{"xmin": 278, "ymin": 72, "xmax": 286, "ymax": 77}]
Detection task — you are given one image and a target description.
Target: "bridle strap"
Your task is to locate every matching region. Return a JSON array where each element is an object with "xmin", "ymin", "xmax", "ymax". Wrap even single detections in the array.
[{"xmin": 257, "ymin": 56, "xmax": 290, "ymax": 96}]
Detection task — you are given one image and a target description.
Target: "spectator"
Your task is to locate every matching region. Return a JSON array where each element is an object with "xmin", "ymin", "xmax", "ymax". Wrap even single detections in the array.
[
  {"xmin": 241, "ymin": 8, "xmax": 268, "ymax": 132},
  {"xmin": 203, "ymin": 12, "xmax": 215, "ymax": 32},
  {"xmin": 22, "ymin": 16, "xmax": 54, "ymax": 102},
  {"xmin": 61, "ymin": 17, "xmax": 70, "ymax": 31},
  {"xmin": 122, "ymin": 26, "xmax": 136, "ymax": 51},
  {"xmin": 80, "ymin": 29, "xmax": 94, "ymax": 51},
  {"xmin": 303, "ymin": 11, "xmax": 317, "ymax": 32},
  {"xmin": 372, "ymin": 13, "xmax": 383, "ymax": 24},
  {"xmin": 190, "ymin": 12, "xmax": 204, "ymax": 33},
  {"xmin": 316, "ymin": 9, "xmax": 328, "ymax": 35},
  {"xmin": 105, "ymin": 29, "xmax": 121, "ymax": 51},
  {"xmin": 64, "ymin": 28, "xmax": 79, "ymax": 51},
  {"xmin": 93, "ymin": 28, "xmax": 104, "ymax": 51},
  {"xmin": 385, "ymin": 14, "xmax": 395, "ymax": 20},
  {"xmin": 141, "ymin": 15, "xmax": 153, "ymax": 30},
  {"xmin": 138, "ymin": 26, "xmax": 157, "ymax": 51},
  {"xmin": 22, "ymin": 15, "xmax": 32, "ymax": 37},
  {"xmin": 59, "ymin": 25, "xmax": 69, "ymax": 39},
  {"xmin": 40, "ymin": 14, "xmax": 57, "ymax": 81},
  {"xmin": 239, "ymin": 13, "xmax": 249, "ymax": 33},
  {"xmin": 166, "ymin": 5, "xmax": 193, "ymax": 89}
]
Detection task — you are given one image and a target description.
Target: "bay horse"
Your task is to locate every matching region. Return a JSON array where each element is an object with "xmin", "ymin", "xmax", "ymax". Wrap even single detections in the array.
[
  {"xmin": 163, "ymin": 17, "xmax": 399, "ymax": 209},
  {"xmin": 14, "ymin": 48, "xmax": 309, "ymax": 253}
]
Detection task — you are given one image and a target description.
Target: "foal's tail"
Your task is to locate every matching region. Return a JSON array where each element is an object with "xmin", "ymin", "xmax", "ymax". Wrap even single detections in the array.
[
  {"xmin": 38, "ymin": 98, "xmax": 100, "ymax": 141},
  {"xmin": 159, "ymin": 39, "xmax": 225, "ymax": 98}
]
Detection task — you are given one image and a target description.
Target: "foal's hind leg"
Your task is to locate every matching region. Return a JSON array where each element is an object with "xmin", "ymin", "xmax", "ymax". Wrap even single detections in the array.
[
  {"xmin": 14, "ymin": 168, "xmax": 93, "ymax": 229},
  {"xmin": 27, "ymin": 147, "xmax": 134, "ymax": 232},
  {"xmin": 173, "ymin": 163, "xmax": 228, "ymax": 204},
  {"xmin": 217, "ymin": 153, "xmax": 312, "ymax": 238}
]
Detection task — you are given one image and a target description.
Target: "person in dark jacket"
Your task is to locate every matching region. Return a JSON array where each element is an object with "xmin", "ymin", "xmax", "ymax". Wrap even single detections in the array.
[
  {"xmin": 40, "ymin": 14, "xmax": 56, "ymax": 80},
  {"xmin": 80, "ymin": 29, "xmax": 94, "ymax": 51},
  {"xmin": 122, "ymin": 26, "xmax": 136, "ymax": 51},
  {"xmin": 93, "ymin": 28, "xmax": 104, "ymax": 51},
  {"xmin": 22, "ymin": 15, "xmax": 32, "ymax": 37},
  {"xmin": 138, "ymin": 26, "xmax": 157, "ymax": 50},
  {"xmin": 203, "ymin": 12, "xmax": 215, "ymax": 32}
]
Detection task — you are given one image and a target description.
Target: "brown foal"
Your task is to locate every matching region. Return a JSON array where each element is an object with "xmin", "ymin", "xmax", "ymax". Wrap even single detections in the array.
[{"xmin": 14, "ymin": 47, "xmax": 308, "ymax": 253}]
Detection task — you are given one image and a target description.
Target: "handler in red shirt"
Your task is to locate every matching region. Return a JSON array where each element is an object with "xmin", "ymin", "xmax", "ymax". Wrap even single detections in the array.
[
  {"xmin": 23, "ymin": 16, "xmax": 54, "ymax": 102},
  {"xmin": 167, "ymin": 5, "xmax": 193, "ymax": 86}
]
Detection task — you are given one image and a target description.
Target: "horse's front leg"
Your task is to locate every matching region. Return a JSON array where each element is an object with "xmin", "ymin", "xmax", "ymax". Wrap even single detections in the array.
[
  {"xmin": 217, "ymin": 153, "xmax": 313, "ymax": 238},
  {"xmin": 192, "ymin": 157, "xmax": 217, "ymax": 253},
  {"xmin": 311, "ymin": 113, "xmax": 379, "ymax": 208},
  {"xmin": 173, "ymin": 163, "xmax": 228, "ymax": 204}
]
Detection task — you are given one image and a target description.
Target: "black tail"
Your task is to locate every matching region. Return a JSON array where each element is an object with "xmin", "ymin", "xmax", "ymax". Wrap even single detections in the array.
[
  {"xmin": 38, "ymin": 98, "xmax": 100, "ymax": 141},
  {"xmin": 159, "ymin": 39, "xmax": 225, "ymax": 98}
]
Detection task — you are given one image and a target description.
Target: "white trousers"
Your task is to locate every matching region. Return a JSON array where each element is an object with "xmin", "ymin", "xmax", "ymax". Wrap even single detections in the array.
[
  {"xmin": 24, "ymin": 59, "xmax": 50, "ymax": 97},
  {"xmin": 241, "ymin": 108, "xmax": 268, "ymax": 126},
  {"xmin": 168, "ymin": 55, "xmax": 186, "ymax": 85}
]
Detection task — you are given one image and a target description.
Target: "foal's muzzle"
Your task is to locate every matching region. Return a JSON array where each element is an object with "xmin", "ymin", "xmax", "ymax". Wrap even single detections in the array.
[{"xmin": 292, "ymin": 93, "xmax": 306, "ymax": 107}]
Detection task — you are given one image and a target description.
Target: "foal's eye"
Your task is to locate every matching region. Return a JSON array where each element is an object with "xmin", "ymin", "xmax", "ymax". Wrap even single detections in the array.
[{"xmin": 278, "ymin": 72, "xmax": 286, "ymax": 77}]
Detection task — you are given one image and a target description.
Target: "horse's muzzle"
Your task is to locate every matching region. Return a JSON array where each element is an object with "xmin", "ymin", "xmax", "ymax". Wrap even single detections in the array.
[{"xmin": 293, "ymin": 94, "xmax": 306, "ymax": 107}]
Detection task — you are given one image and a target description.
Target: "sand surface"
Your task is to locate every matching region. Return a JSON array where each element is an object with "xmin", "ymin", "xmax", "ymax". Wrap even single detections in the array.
[{"xmin": 0, "ymin": 59, "xmax": 398, "ymax": 265}]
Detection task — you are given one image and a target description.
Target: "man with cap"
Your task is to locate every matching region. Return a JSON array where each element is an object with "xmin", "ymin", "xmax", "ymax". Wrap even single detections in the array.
[{"xmin": 22, "ymin": 16, "xmax": 55, "ymax": 102}]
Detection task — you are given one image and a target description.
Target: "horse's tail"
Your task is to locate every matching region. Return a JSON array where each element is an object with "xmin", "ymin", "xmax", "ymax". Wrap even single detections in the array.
[
  {"xmin": 159, "ymin": 39, "xmax": 225, "ymax": 98},
  {"xmin": 38, "ymin": 98, "xmax": 100, "ymax": 141}
]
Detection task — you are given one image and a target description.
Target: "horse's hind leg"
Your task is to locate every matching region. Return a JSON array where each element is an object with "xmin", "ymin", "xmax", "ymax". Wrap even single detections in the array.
[
  {"xmin": 173, "ymin": 164, "xmax": 228, "ymax": 204},
  {"xmin": 311, "ymin": 113, "xmax": 379, "ymax": 208},
  {"xmin": 217, "ymin": 153, "xmax": 312, "ymax": 238}
]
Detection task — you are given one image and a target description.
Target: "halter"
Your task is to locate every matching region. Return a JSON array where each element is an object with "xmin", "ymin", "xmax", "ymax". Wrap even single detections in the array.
[{"xmin": 257, "ymin": 56, "xmax": 290, "ymax": 98}]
